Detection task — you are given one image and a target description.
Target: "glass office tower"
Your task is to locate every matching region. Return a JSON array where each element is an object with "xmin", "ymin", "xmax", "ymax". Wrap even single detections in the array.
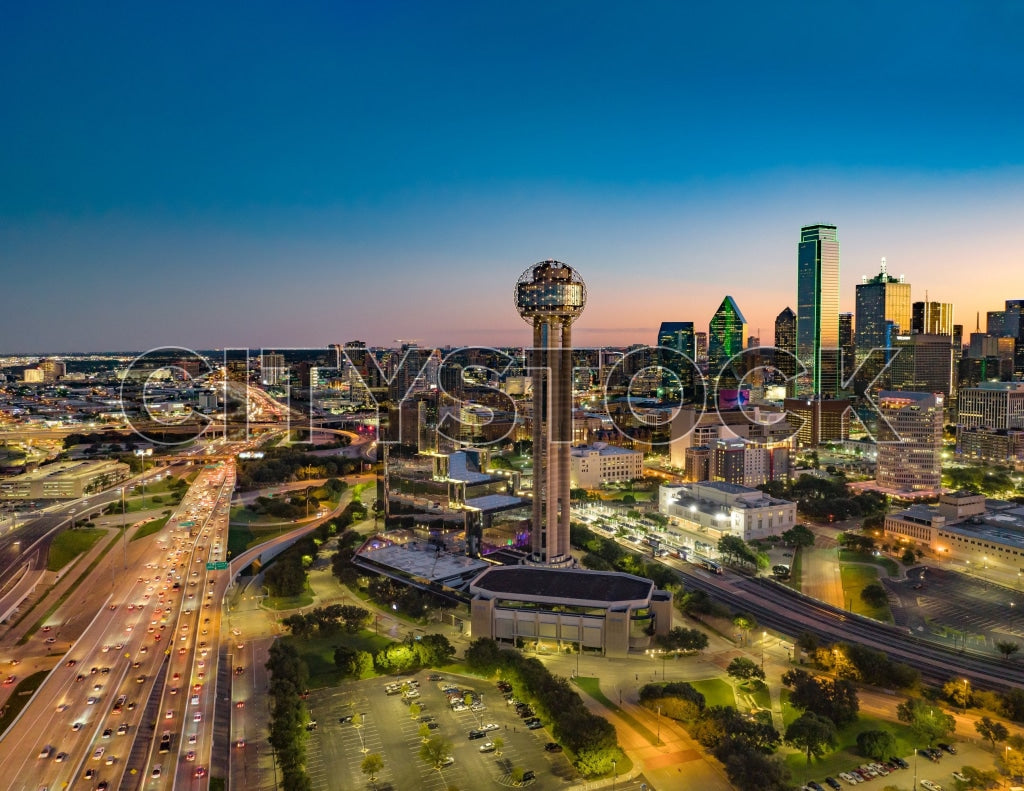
[{"xmin": 797, "ymin": 224, "xmax": 840, "ymax": 397}]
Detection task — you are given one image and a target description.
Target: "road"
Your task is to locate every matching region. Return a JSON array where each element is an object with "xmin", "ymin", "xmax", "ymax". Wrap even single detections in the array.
[{"xmin": 0, "ymin": 462, "xmax": 234, "ymax": 791}]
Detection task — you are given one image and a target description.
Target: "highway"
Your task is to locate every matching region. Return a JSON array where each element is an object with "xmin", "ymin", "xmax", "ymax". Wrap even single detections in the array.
[{"xmin": 0, "ymin": 462, "xmax": 234, "ymax": 791}]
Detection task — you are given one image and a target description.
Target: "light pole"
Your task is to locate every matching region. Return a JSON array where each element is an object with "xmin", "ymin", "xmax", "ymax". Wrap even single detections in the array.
[
  {"xmin": 761, "ymin": 631, "xmax": 767, "ymax": 669},
  {"xmin": 657, "ymin": 704, "xmax": 661, "ymax": 744}
]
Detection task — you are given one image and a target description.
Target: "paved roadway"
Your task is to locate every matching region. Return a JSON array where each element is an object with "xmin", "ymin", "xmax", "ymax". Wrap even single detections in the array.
[{"xmin": 0, "ymin": 462, "xmax": 234, "ymax": 791}]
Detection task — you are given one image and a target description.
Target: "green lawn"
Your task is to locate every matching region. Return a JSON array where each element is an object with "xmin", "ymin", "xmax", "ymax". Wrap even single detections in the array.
[
  {"xmin": 47, "ymin": 528, "xmax": 106, "ymax": 571},
  {"xmin": 784, "ymin": 710, "xmax": 921, "ymax": 785},
  {"xmin": 838, "ymin": 549, "xmax": 900, "ymax": 577},
  {"xmin": 840, "ymin": 564, "xmax": 893, "ymax": 622},
  {"xmin": 131, "ymin": 515, "xmax": 170, "ymax": 542},
  {"xmin": 0, "ymin": 670, "xmax": 49, "ymax": 733},
  {"xmin": 283, "ymin": 629, "xmax": 392, "ymax": 688},
  {"xmin": 749, "ymin": 680, "xmax": 772, "ymax": 711},
  {"xmin": 689, "ymin": 678, "xmax": 736, "ymax": 709},
  {"xmin": 263, "ymin": 580, "xmax": 315, "ymax": 611}
]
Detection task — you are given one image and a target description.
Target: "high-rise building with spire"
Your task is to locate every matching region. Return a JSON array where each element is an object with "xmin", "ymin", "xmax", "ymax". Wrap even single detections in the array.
[{"xmin": 855, "ymin": 257, "xmax": 911, "ymax": 392}]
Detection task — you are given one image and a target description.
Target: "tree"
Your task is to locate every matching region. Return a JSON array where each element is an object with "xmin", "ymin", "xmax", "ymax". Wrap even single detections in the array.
[
  {"xmin": 419, "ymin": 736, "xmax": 454, "ymax": 769},
  {"xmin": 727, "ymin": 657, "xmax": 766, "ymax": 684},
  {"xmin": 860, "ymin": 582, "xmax": 889, "ymax": 609},
  {"xmin": 895, "ymin": 698, "xmax": 955, "ymax": 745},
  {"xmin": 856, "ymin": 729, "xmax": 896, "ymax": 761},
  {"xmin": 901, "ymin": 547, "xmax": 917, "ymax": 566},
  {"xmin": 781, "ymin": 524, "xmax": 815, "ymax": 549},
  {"xmin": 996, "ymin": 640, "xmax": 1020, "ymax": 661},
  {"xmin": 782, "ymin": 669, "xmax": 859, "ymax": 727},
  {"xmin": 409, "ymin": 702, "xmax": 421, "ymax": 720},
  {"xmin": 975, "ymin": 716, "xmax": 1009, "ymax": 750},
  {"xmin": 464, "ymin": 638, "xmax": 505, "ymax": 676},
  {"xmin": 785, "ymin": 711, "xmax": 837, "ymax": 763},
  {"xmin": 492, "ymin": 736, "xmax": 504, "ymax": 757},
  {"xmin": 733, "ymin": 613, "xmax": 758, "ymax": 644},
  {"xmin": 658, "ymin": 626, "xmax": 709, "ymax": 653},
  {"xmin": 723, "ymin": 750, "xmax": 792, "ymax": 791},
  {"xmin": 418, "ymin": 722, "xmax": 431, "ymax": 742},
  {"xmin": 942, "ymin": 678, "xmax": 973, "ymax": 710},
  {"xmin": 361, "ymin": 753, "xmax": 384, "ymax": 785},
  {"xmin": 957, "ymin": 765, "xmax": 1001, "ymax": 789}
]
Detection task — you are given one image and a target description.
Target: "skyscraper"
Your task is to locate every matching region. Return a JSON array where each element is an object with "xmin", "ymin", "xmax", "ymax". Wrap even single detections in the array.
[
  {"xmin": 839, "ymin": 312, "xmax": 855, "ymax": 384},
  {"xmin": 708, "ymin": 296, "xmax": 747, "ymax": 388},
  {"xmin": 876, "ymin": 391, "xmax": 944, "ymax": 493},
  {"xmin": 797, "ymin": 224, "xmax": 840, "ymax": 397},
  {"xmin": 657, "ymin": 321, "xmax": 696, "ymax": 401},
  {"xmin": 854, "ymin": 258, "xmax": 910, "ymax": 393},
  {"xmin": 774, "ymin": 307, "xmax": 797, "ymax": 380},
  {"xmin": 912, "ymin": 301, "xmax": 954, "ymax": 336},
  {"xmin": 515, "ymin": 260, "xmax": 586, "ymax": 567}
]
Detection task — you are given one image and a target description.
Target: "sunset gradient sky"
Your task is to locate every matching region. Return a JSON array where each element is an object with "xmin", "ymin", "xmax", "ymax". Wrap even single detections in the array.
[{"xmin": 2, "ymin": 1, "xmax": 1023, "ymax": 352}]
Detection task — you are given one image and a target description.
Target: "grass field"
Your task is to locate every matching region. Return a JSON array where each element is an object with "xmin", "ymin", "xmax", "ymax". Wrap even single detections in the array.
[
  {"xmin": 46, "ymin": 528, "xmax": 106, "ymax": 571},
  {"xmin": 131, "ymin": 515, "xmax": 169, "ymax": 542},
  {"xmin": 283, "ymin": 630, "xmax": 392, "ymax": 688},
  {"xmin": 689, "ymin": 677, "xmax": 736, "ymax": 709},
  {"xmin": 839, "ymin": 564, "xmax": 893, "ymax": 622},
  {"xmin": 838, "ymin": 549, "xmax": 900, "ymax": 577},
  {"xmin": 0, "ymin": 670, "xmax": 49, "ymax": 734},
  {"xmin": 264, "ymin": 580, "xmax": 315, "ymax": 610},
  {"xmin": 783, "ymin": 709, "xmax": 920, "ymax": 785}
]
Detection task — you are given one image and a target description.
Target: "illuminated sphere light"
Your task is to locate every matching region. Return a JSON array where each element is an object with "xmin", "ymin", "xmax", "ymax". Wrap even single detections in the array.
[{"xmin": 514, "ymin": 260, "xmax": 587, "ymax": 324}]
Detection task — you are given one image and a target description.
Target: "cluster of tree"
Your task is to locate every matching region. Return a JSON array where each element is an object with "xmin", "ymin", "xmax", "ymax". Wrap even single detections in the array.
[
  {"xmin": 330, "ymin": 529, "xmax": 367, "ymax": 586},
  {"xmin": 838, "ymin": 532, "xmax": 877, "ymax": 553},
  {"xmin": 945, "ymin": 465, "xmax": 1024, "ymax": 499},
  {"xmin": 782, "ymin": 668, "xmax": 860, "ymax": 727},
  {"xmin": 656, "ymin": 626, "xmax": 709, "ymax": 654},
  {"xmin": 333, "ymin": 645, "xmax": 374, "ymax": 679},
  {"xmin": 717, "ymin": 535, "xmax": 769, "ymax": 570},
  {"xmin": 895, "ymin": 697, "xmax": 956, "ymax": 745},
  {"xmin": 940, "ymin": 676, "xmax": 1024, "ymax": 722},
  {"xmin": 675, "ymin": 587, "xmax": 732, "ymax": 620},
  {"xmin": 797, "ymin": 634, "xmax": 920, "ymax": 690},
  {"xmin": 282, "ymin": 604, "xmax": 370, "ymax": 638},
  {"xmin": 236, "ymin": 446, "xmax": 358, "ymax": 489},
  {"xmin": 374, "ymin": 633, "xmax": 456, "ymax": 673},
  {"xmin": 779, "ymin": 524, "xmax": 815, "ymax": 549},
  {"xmin": 464, "ymin": 638, "xmax": 624, "ymax": 777},
  {"xmin": 759, "ymin": 476, "xmax": 889, "ymax": 522},
  {"xmin": 690, "ymin": 706, "xmax": 789, "ymax": 791},
  {"xmin": 264, "ymin": 535, "xmax": 320, "ymax": 597},
  {"xmin": 638, "ymin": 681, "xmax": 706, "ymax": 722},
  {"xmin": 570, "ymin": 523, "xmax": 679, "ymax": 590},
  {"xmin": 266, "ymin": 640, "xmax": 313, "ymax": 791},
  {"xmin": 726, "ymin": 657, "xmax": 766, "ymax": 685}
]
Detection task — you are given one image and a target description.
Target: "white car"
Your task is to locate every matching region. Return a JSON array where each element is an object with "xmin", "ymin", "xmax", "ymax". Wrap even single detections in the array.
[
  {"xmin": 951, "ymin": 773, "xmax": 968, "ymax": 783},
  {"xmin": 838, "ymin": 773, "xmax": 860, "ymax": 785},
  {"xmin": 479, "ymin": 741, "xmax": 496, "ymax": 753},
  {"xmin": 920, "ymin": 781, "xmax": 943, "ymax": 791},
  {"xmin": 481, "ymin": 722, "xmax": 499, "ymax": 732}
]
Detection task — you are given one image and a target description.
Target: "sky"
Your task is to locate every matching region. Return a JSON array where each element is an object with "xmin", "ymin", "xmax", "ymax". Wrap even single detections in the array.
[{"xmin": 2, "ymin": 0, "xmax": 1024, "ymax": 353}]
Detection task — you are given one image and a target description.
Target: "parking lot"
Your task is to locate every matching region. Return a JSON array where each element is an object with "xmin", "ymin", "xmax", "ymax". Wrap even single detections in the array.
[
  {"xmin": 884, "ymin": 566, "xmax": 1024, "ymax": 653},
  {"xmin": 305, "ymin": 671, "xmax": 576, "ymax": 791}
]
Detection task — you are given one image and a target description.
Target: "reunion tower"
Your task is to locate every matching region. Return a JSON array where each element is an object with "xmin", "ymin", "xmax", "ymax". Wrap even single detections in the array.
[{"xmin": 515, "ymin": 260, "xmax": 587, "ymax": 566}]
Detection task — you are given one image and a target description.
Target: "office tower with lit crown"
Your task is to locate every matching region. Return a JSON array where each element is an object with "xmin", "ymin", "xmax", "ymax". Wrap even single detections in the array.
[
  {"xmin": 797, "ymin": 224, "xmax": 840, "ymax": 397},
  {"xmin": 854, "ymin": 258, "xmax": 910, "ymax": 388},
  {"xmin": 708, "ymin": 296, "xmax": 747, "ymax": 390},
  {"xmin": 912, "ymin": 301, "xmax": 954, "ymax": 336},
  {"xmin": 657, "ymin": 321, "xmax": 696, "ymax": 400},
  {"xmin": 516, "ymin": 260, "xmax": 586, "ymax": 566},
  {"xmin": 875, "ymin": 391, "xmax": 944, "ymax": 493}
]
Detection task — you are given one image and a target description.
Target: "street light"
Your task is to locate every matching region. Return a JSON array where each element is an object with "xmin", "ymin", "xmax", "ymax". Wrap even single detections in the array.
[
  {"xmin": 761, "ymin": 631, "xmax": 767, "ymax": 669},
  {"xmin": 611, "ymin": 758, "xmax": 617, "ymax": 791}
]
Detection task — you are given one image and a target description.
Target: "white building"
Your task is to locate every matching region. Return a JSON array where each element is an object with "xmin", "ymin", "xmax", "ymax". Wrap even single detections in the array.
[
  {"xmin": 569, "ymin": 442, "xmax": 643, "ymax": 488},
  {"xmin": 658, "ymin": 481, "xmax": 797, "ymax": 542},
  {"xmin": 958, "ymin": 382, "xmax": 1024, "ymax": 430}
]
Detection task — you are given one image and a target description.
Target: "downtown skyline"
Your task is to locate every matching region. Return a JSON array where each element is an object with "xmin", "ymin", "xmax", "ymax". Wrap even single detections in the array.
[{"xmin": 3, "ymin": 1, "xmax": 1024, "ymax": 353}]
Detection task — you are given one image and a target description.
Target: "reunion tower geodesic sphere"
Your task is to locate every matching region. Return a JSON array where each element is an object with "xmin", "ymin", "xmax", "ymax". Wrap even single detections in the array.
[{"xmin": 514, "ymin": 260, "xmax": 587, "ymax": 324}]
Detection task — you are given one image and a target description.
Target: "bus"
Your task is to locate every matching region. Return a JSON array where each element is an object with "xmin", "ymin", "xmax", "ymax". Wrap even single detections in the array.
[{"xmin": 690, "ymin": 555, "xmax": 723, "ymax": 575}]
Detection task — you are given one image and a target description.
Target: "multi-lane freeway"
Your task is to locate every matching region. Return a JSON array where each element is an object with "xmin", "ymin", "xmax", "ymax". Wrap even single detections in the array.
[{"xmin": 0, "ymin": 461, "xmax": 235, "ymax": 791}]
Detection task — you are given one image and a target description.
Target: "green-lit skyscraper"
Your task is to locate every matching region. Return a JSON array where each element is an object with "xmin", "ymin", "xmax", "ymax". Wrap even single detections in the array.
[
  {"xmin": 797, "ymin": 224, "xmax": 840, "ymax": 397},
  {"xmin": 708, "ymin": 296, "xmax": 747, "ymax": 389}
]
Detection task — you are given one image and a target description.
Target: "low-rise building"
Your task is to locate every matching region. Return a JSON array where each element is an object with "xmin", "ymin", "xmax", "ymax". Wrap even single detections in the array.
[
  {"xmin": 569, "ymin": 442, "xmax": 643, "ymax": 488},
  {"xmin": 658, "ymin": 481, "xmax": 797, "ymax": 542},
  {"xmin": 469, "ymin": 565, "xmax": 673, "ymax": 658},
  {"xmin": 0, "ymin": 458, "xmax": 130, "ymax": 500}
]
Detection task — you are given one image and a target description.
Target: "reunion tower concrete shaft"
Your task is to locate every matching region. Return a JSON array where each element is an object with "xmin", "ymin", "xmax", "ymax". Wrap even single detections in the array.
[{"xmin": 515, "ymin": 260, "xmax": 587, "ymax": 566}]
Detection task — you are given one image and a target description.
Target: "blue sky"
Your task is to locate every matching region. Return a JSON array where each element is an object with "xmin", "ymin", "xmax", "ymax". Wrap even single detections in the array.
[{"xmin": 2, "ymin": 1, "xmax": 1023, "ymax": 352}]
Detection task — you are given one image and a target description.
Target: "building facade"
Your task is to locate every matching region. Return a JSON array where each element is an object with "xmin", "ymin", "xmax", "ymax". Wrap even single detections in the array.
[
  {"xmin": 875, "ymin": 390, "xmax": 944, "ymax": 493},
  {"xmin": 659, "ymin": 481, "xmax": 797, "ymax": 542},
  {"xmin": 797, "ymin": 224, "xmax": 841, "ymax": 397},
  {"xmin": 569, "ymin": 443, "xmax": 643, "ymax": 488}
]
